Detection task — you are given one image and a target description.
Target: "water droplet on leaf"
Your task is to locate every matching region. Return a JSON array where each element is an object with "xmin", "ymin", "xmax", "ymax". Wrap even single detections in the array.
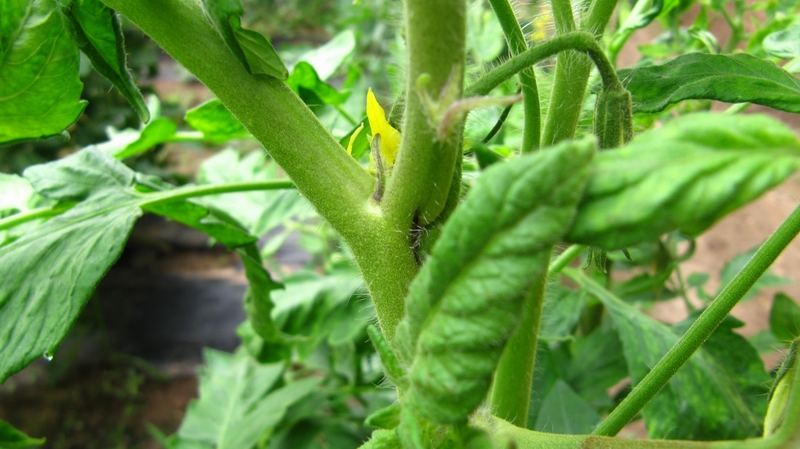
[{"xmin": 43, "ymin": 351, "xmax": 53, "ymax": 362}]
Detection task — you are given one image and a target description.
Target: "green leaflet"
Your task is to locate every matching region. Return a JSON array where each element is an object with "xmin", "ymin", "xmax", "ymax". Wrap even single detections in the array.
[
  {"xmin": 763, "ymin": 21, "xmax": 800, "ymax": 60},
  {"xmin": 0, "ymin": 0, "xmax": 86, "ymax": 143},
  {"xmin": 185, "ymin": 99, "xmax": 249, "ymax": 143},
  {"xmin": 618, "ymin": 53, "xmax": 800, "ymax": 113},
  {"xmin": 177, "ymin": 349, "xmax": 320, "ymax": 449},
  {"xmin": 239, "ymin": 246, "xmax": 282, "ymax": 341},
  {"xmin": 194, "ymin": 149, "xmax": 311, "ymax": 237},
  {"xmin": 771, "ymin": 294, "xmax": 800, "ymax": 345},
  {"xmin": 572, "ymin": 271, "xmax": 770, "ymax": 439},
  {"xmin": 0, "ymin": 189, "xmax": 142, "ymax": 382},
  {"xmin": 533, "ymin": 380, "xmax": 600, "ymax": 434},
  {"xmin": 111, "ymin": 118, "xmax": 178, "ymax": 159},
  {"xmin": 141, "ymin": 199, "xmax": 257, "ymax": 248},
  {"xmin": 0, "ymin": 173, "xmax": 54, "ymax": 245},
  {"xmin": 287, "ymin": 62, "xmax": 350, "ymax": 106},
  {"xmin": 395, "ymin": 139, "xmax": 594, "ymax": 424},
  {"xmin": 295, "ymin": 29, "xmax": 355, "ymax": 81},
  {"xmin": 56, "ymin": 0, "xmax": 150, "ymax": 122},
  {"xmin": 566, "ymin": 113, "xmax": 800, "ymax": 250},
  {"xmin": 201, "ymin": 0, "xmax": 287, "ymax": 79},
  {"xmin": 0, "ymin": 419, "xmax": 45, "ymax": 448},
  {"xmin": 365, "ymin": 403, "xmax": 402, "ymax": 430},
  {"xmin": 0, "ymin": 148, "xmax": 278, "ymax": 382}
]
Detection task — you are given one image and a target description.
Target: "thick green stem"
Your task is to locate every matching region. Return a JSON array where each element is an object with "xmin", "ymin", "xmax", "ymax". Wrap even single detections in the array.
[
  {"xmin": 542, "ymin": 0, "xmax": 618, "ymax": 146},
  {"xmin": 98, "ymin": 0, "xmax": 373, "ymax": 224},
  {"xmin": 488, "ymin": 0, "xmax": 541, "ymax": 152},
  {"xmin": 565, "ymin": 203, "xmax": 800, "ymax": 436},
  {"xmin": 489, "ymin": 269, "xmax": 549, "ymax": 426},
  {"xmin": 381, "ymin": 0, "xmax": 466, "ymax": 229},
  {"xmin": 101, "ymin": 0, "xmax": 418, "ymax": 345},
  {"xmin": 466, "ymin": 32, "xmax": 623, "ymax": 98}
]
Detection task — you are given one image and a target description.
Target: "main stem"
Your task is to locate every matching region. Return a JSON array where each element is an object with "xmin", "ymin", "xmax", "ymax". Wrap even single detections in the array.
[{"xmin": 381, "ymin": 0, "xmax": 466, "ymax": 229}]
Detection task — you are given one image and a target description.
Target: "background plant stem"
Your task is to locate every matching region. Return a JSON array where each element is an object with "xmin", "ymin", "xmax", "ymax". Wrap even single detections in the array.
[
  {"xmin": 138, "ymin": 180, "xmax": 294, "ymax": 206},
  {"xmin": 488, "ymin": 0, "xmax": 541, "ymax": 152},
  {"xmin": 542, "ymin": 0, "xmax": 618, "ymax": 145},
  {"xmin": 568, "ymin": 203, "xmax": 800, "ymax": 436}
]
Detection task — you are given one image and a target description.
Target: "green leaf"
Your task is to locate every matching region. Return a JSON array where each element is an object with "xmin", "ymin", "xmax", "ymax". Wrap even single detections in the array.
[
  {"xmin": 749, "ymin": 330, "xmax": 781, "ymax": 354},
  {"xmin": 295, "ymin": 29, "xmax": 355, "ymax": 81},
  {"xmin": 287, "ymin": 62, "xmax": 350, "ymax": 107},
  {"xmin": 0, "ymin": 148, "xmax": 270, "ymax": 382},
  {"xmin": 764, "ymin": 22, "xmax": 800, "ymax": 60},
  {"xmin": 526, "ymin": 342, "xmax": 571, "ymax": 428},
  {"xmin": 582, "ymin": 273, "xmax": 770, "ymax": 439},
  {"xmin": 141, "ymin": 199, "xmax": 257, "ymax": 248},
  {"xmin": 195, "ymin": 149, "xmax": 310, "ymax": 236},
  {"xmin": 0, "ymin": 419, "xmax": 45, "ymax": 448},
  {"xmin": 718, "ymin": 247, "xmax": 793, "ymax": 301},
  {"xmin": 0, "ymin": 174, "xmax": 54, "ymax": 245},
  {"xmin": 201, "ymin": 0, "xmax": 287, "ymax": 79},
  {"xmin": 395, "ymin": 139, "xmax": 595, "ymax": 424},
  {"xmin": 239, "ymin": 246, "xmax": 282, "ymax": 341},
  {"xmin": 178, "ymin": 349, "xmax": 320, "ymax": 449},
  {"xmin": 0, "ymin": 174, "xmax": 37, "ymax": 214},
  {"xmin": 239, "ymin": 268, "xmax": 365, "ymax": 361},
  {"xmin": 111, "ymin": 118, "xmax": 178, "ymax": 159},
  {"xmin": 539, "ymin": 283, "xmax": 586, "ymax": 341},
  {"xmin": 185, "ymin": 99, "xmax": 249, "ymax": 143},
  {"xmin": 566, "ymin": 327, "xmax": 628, "ymax": 409},
  {"xmin": 0, "ymin": 190, "xmax": 141, "ymax": 382},
  {"xmin": 364, "ymin": 403, "xmax": 402, "ymax": 430},
  {"xmin": 617, "ymin": 53, "xmax": 800, "ymax": 113},
  {"xmin": 56, "ymin": 0, "xmax": 150, "ymax": 122},
  {"xmin": 0, "ymin": 149, "xmax": 144, "ymax": 381},
  {"xmin": 24, "ymin": 147, "xmax": 135, "ymax": 200},
  {"xmin": 533, "ymin": 380, "xmax": 601, "ymax": 434},
  {"xmin": 0, "ymin": 0, "xmax": 87, "ymax": 143},
  {"xmin": 771, "ymin": 293, "xmax": 800, "ymax": 345},
  {"xmin": 566, "ymin": 113, "xmax": 800, "ymax": 250}
]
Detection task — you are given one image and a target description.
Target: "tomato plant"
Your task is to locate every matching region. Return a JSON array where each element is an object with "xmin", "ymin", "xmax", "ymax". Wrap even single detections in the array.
[{"xmin": 2, "ymin": 0, "xmax": 800, "ymax": 447}]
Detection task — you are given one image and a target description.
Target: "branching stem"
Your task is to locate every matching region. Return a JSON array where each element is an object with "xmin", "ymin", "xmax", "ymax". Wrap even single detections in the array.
[{"xmin": 466, "ymin": 32, "xmax": 623, "ymax": 98}]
